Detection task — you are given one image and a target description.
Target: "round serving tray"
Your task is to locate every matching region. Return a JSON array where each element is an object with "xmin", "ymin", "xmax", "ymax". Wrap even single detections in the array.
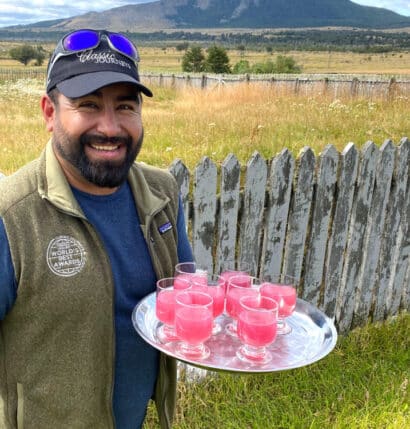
[{"xmin": 132, "ymin": 292, "xmax": 337, "ymax": 373}]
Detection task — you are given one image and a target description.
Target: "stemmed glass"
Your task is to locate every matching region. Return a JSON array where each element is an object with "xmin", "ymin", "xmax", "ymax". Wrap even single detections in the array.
[
  {"xmin": 174, "ymin": 290, "xmax": 214, "ymax": 360},
  {"xmin": 225, "ymin": 275, "xmax": 260, "ymax": 336},
  {"xmin": 155, "ymin": 276, "xmax": 190, "ymax": 343},
  {"xmin": 236, "ymin": 294, "xmax": 278, "ymax": 364},
  {"xmin": 174, "ymin": 261, "xmax": 207, "ymax": 288},
  {"xmin": 219, "ymin": 261, "xmax": 251, "ymax": 293},
  {"xmin": 193, "ymin": 274, "xmax": 226, "ymax": 335},
  {"xmin": 260, "ymin": 275, "xmax": 297, "ymax": 335}
]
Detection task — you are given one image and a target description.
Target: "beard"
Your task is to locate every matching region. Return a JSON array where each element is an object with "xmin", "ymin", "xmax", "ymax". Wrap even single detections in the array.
[{"xmin": 52, "ymin": 126, "xmax": 143, "ymax": 188}]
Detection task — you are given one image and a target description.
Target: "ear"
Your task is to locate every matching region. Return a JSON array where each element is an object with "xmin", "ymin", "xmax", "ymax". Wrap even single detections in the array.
[{"xmin": 41, "ymin": 93, "xmax": 56, "ymax": 132}]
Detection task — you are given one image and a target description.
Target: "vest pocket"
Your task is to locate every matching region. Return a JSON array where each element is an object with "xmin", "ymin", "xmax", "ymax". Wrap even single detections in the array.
[{"xmin": 16, "ymin": 383, "xmax": 24, "ymax": 429}]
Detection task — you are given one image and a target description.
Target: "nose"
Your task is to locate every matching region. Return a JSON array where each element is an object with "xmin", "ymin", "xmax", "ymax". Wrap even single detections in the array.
[{"xmin": 96, "ymin": 107, "xmax": 122, "ymax": 137}]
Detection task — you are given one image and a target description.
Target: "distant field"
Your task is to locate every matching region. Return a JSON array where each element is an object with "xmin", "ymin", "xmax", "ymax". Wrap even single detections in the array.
[
  {"xmin": 1, "ymin": 40, "xmax": 410, "ymax": 76},
  {"xmin": 138, "ymin": 47, "xmax": 410, "ymax": 75}
]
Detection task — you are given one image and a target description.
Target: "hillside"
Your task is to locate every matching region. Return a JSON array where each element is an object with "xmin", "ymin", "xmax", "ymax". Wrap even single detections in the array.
[{"xmin": 6, "ymin": 0, "xmax": 410, "ymax": 32}]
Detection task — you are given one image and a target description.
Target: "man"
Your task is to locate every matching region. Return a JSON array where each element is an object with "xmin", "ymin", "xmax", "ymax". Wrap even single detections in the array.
[{"xmin": 0, "ymin": 29, "xmax": 193, "ymax": 428}]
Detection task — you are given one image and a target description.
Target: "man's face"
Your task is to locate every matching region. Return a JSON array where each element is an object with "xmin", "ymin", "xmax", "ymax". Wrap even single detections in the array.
[{"xmin": 43, "ymin": 83, "xmax": 144, "ymax": 194}]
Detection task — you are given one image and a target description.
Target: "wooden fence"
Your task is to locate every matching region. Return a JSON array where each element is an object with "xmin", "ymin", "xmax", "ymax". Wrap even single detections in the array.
[
  {"xmin": 1, "ymin": 67, "xmax": 410, "ymax": 100},
  {"xmin": 169, "ymin": 138, "xmax": 410, "ymax": 334},
  {"xmin": 1, "ymin": 138, "xmax": 409, "ymax": 334},
  {"xmin": 140, "ymin": 72, "xmax": 410, "ymax": 100}
]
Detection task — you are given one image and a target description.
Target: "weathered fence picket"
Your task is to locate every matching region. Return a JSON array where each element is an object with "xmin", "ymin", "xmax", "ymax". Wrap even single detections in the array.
[
  {"xmin": 1, "ymin": 139, "xmax": 409, "ymax": 335},
  {"xmin": 260, "ymin": 149, "xmax": 294, "ymax": 282},
  {"xmin": 352, "ymin": 141, "xmax": 395, "ymax": 328},
  {"xmin": 215, "ymin": 154, "xmax": 241, "ymax": 275},
  {"xmin": 192, "ymin": 157, "xmax": 217, "ymax": 272},
  {"xmin": 322, "ymin": 143, "xmax": 359, "ymax": 318},
  {"xmin": 238, "ymin": 152, "xmax": 267, "ymax": 276},
  {"xmin": 282, "ymin": 147, "xmax": 315, "ymax": 284}
]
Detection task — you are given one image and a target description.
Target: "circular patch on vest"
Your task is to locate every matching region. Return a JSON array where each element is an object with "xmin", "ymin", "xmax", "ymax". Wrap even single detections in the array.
[{"xmin": 46, "ymin": 235, "xmax": 87, "ymax": 277}]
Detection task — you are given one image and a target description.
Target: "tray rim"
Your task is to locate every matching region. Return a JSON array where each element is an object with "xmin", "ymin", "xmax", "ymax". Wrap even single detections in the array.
[{"xmin": 132, "ymin": 291, "xmax": 338, "ymax": 374}]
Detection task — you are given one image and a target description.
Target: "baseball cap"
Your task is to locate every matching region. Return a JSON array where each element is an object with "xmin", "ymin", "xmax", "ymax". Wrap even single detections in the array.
[{"xmin": 46, "ymin": 29, "xmax": 153, "ymax": 98}]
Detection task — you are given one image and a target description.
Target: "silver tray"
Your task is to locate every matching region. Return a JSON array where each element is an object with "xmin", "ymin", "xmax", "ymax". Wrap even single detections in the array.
[{"xmin": 132, "ymin": 292, "xmax": 337, "ymax": 373}]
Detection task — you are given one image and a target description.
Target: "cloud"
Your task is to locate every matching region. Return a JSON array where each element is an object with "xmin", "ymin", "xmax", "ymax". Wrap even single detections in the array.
[
  {"xmin": 0, "ymin": 0, "xmax": 155, "ymax": 27},
  {"xmin": 351, "ymin": 1, "xmax": 410, "ymax": 16}
]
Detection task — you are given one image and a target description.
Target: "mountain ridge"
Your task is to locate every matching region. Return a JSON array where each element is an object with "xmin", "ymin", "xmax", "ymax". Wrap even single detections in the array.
[{"xmin": 6, "ymin": 0, "xmax": 410, "ymax": 32}]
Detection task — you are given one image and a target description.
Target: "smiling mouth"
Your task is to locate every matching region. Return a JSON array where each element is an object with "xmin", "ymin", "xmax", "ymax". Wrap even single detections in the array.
[{"xmin": 90, "ymin": 144, "xmax": 120, "ymax": 151}]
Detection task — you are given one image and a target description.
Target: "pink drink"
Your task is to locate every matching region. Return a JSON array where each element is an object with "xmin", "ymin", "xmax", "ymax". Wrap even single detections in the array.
[
  {"xmin": 226, "ymin": 286, "xmax": 258, "ymax": 319},
  {"xmin": 220, "ymin": 271, "xmax": 250, "ymax": 292},
  {"xmin": 206, "ymin": 285, "xmax": 225, "ymax": 317},
  {"xmin": 260, "ymin": 283, "xmax": 297, "ymax": 318},
  {"xmin": 155, "ymin": 289, "xmax": 176, "ymax": 325},
  {"xmin": 174, "ymin": 272, "xmax": 207, "ymax": 290},
  {"xmin": 175, "ymin": 306, "xmax": 213, "ymax": 344},
  {"xmin": 237, "ymin": 309, "xmax": 277, "ymax": 347},
  {"xmin": 173, "ymin": 274, "xmax": 192, "ymax": 290}
]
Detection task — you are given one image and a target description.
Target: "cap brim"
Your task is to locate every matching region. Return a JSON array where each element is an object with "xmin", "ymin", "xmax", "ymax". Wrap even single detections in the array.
[{"xmin": 56, "ymin": 71, "xmax": 153, "ymax": 98}]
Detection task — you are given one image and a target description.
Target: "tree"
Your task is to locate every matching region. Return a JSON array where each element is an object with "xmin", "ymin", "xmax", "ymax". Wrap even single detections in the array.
[
  {"xmin": 274, "ymin": 55, "xmax": 302, "ymax": 73},
  {"xmin": 232, "ymin": 60, "xmax": 251, "ymax": 74},
  {"xmin": 181, "ymin": 46, "xmax": 206, "ymax": 72},
  {"xmin": 33, "ymin": 46, "xmax": 46, "ymax": 66},
  {"xmin": 205, "ymin": 45, "xmax": 231, "ymax": 74},
  {"xmin": 9, "ymin": 44, "xmax": 46, "ymax": 66}
]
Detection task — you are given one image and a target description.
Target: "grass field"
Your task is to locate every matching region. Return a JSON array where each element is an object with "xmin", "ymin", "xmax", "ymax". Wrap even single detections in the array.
[
  {"xmin": 0, "ymin": 77, "xmax": 408, "ymax": 175},
  {"xmin": 143, "ymin": 313, "xmax": 409, "ymax": 428},
  {"xmin": 0, "ymin": 61, "xmax": 409, "ymax": 428}
]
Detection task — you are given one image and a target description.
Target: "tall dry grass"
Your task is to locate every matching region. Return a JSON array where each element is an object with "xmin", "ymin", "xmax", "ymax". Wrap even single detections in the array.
[
  {"xmin": 0, "ymin": 78, "xmax": 409, "ymax": 175},
  {"xmin": 140, "ymin": 82, "xmax": 409, "ymax": 170}
]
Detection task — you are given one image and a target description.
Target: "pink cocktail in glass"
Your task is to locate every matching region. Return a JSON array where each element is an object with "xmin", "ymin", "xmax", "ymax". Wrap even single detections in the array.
[
  {"xmin": 156, "ymin": 289, "xmax": 176, "ymax": 326},
  {"xmin": 260, "ymin": 277, "xmax": 297, "ymax": 335},
  {"xmin": 193, "ymin": 274, "xmax": 226, "ymax": 335},
  {"xmin": 156, "ymin": 276, "xmax": 190, "ymax": 343},
  {"xmin": 174, "ymin": 262, "xmax": 207, "ymax": 290},
  {"xmin": 236, "ymin": 295, "xmax": 278, "ymax": 364},
  {"xmin": 175, "ymin": 290, "xmax": 213, "ymax": 359},
  {"xmin": 225, "ymin": 275, "xmax": 259, "ymax": 336}
]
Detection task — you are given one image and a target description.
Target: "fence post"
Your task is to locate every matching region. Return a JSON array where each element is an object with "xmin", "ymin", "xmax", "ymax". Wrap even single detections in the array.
[
  {"xmin": 350, "ymin": 77, "xmax": 359, "ymax": 97},
  {"xmin": 388, "ymin": 77, "xmax": 397, "ymax": 100},
  {"xmin": 201, "ymin": 74, "xmax": 207, "ymax": 89}
]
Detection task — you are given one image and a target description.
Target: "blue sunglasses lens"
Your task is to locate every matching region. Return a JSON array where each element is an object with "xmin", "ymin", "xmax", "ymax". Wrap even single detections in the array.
[
  {"xmin": 63, "ymin": 30, "xmax": 99, "ymax": 51},
  {"xmin": 109, "ymin": 33, "xmax": 138, "ymax": 59}
]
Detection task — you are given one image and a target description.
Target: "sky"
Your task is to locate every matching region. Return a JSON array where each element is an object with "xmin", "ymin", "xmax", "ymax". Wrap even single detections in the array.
[{"xmin": 0, "ymin": 1, "xmax": 409, "ymax": 28}]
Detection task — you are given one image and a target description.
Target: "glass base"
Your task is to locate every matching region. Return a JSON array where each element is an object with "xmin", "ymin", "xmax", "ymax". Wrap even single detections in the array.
[
  {"xmin": 157, "ymin": 324, "xmax": 178, "ymax": 343},
  {"xmin": 236, "ymin": 345, "xmax": 272, "ymax": 364},
  {"xmin": 212, "ymin": 321, "xmax": 222, "ymax": 335},
  {"xmin": 277, "ymin": 320, "xmax": 292, "ymax": 335},
  {"xmin": 225, "ymin": 321, "xmax": 238, "ymax": 336},
  {"xmin": 175, "ymin": 342, "xmax": 210, "ymax": 360}
]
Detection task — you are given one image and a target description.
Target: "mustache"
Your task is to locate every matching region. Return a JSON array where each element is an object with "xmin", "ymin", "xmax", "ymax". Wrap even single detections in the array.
[{"xmin": 80, "ymin": 134, "xmax": 132, "ymax": 147}]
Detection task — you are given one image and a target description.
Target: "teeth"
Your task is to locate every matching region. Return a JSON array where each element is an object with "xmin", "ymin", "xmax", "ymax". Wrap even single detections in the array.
[{"xmin": 91, "ymin": 144, "xmax": 119, "ymax": 151}]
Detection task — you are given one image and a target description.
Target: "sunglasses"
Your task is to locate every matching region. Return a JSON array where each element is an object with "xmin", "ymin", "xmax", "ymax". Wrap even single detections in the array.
[{"xmin": 47, "ymin": 29, "xmax": 140, "ymax": 80}]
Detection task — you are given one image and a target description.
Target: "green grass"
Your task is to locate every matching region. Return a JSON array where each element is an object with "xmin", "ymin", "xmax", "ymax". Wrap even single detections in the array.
[{"xmin": 144, "ymin": 313, "xmax": 409, "ymax": 428}]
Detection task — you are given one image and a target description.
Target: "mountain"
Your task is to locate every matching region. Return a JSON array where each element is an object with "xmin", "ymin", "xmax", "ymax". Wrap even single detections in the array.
[{"xmin": 7, "ymin": 0, "xmax": 410, "ymax": 32}]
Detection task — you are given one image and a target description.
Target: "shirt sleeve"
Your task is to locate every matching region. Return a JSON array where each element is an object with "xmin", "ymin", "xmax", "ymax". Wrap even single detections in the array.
[
  {"xmin": 176, "ymin": 196, "xmax": 193, "ymax": 264},
  {"xmin": 0, "ymin": 218, "xmax": 17, "ymax": 320}
]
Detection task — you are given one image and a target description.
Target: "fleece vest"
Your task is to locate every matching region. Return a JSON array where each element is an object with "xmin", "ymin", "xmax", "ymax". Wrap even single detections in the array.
[{"xmin": 0, "ymin": 141, "xmax": 179, "ymax": 429}]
